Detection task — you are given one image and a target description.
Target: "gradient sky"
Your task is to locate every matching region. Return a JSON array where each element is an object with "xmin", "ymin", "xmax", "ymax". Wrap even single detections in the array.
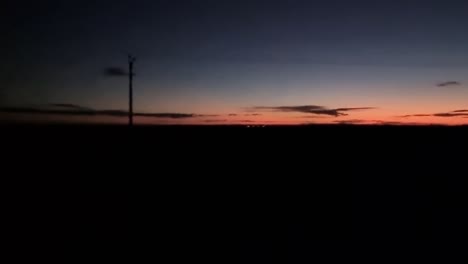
[{"xmin": 2, "ymin": 0, "xmax": 468, "ymax": 125}]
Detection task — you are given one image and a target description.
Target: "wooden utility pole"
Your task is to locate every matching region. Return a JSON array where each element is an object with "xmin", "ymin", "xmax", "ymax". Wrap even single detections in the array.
[{"xmin": 128, "ymin": 55, "xmax": 136, "ymax": 126}]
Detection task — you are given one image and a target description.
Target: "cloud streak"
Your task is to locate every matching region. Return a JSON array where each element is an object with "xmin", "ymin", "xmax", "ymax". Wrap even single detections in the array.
[
  {"xmin": 437, "ymin": 81, "xmax": 461, "ymax": 87},
  {"xmin": 298, "ymin": 115, "xmax": 328, "ymax": 119},
  {"xmin": 398, "ymin": 114, "xmax": 432, "ymax": 118},
  {"xmin": 0, "ymin": 107, "xmax": 96, "ymax": 116},
  {"xmin": 49, "ymin": 103, "xmax": 93, "ymax": 111},
  {"xmin": 399, "ymin": 110, "xmax": 468, "ymax": 118},
  {"xmin": 433, "ymin": 113, "xmax": 468, "ymax": 117},
  {"xmin": 333, "ymin": 119, "xmax": 369, "ymax": 125},
  {"xmin": 135, "ymin": 113, "xmax": 197, "ymax": 119},
  {"xmin": 333, "ymin": 120, "xmax": 424, "ymax": 126},
  {"xmin": 203, "ymin": 119, "xmax": 228, "ymax": 123},
  {"xmin": 0, "ymin": 105, "xmax": 203, "ymax": 119},
  {"xmin": 104, "ymin": 67, "xmax": 128, "ymax": 77},
  {"xmin": 250, "ymin": 105, "xmax": 376, "ymax": 117}
]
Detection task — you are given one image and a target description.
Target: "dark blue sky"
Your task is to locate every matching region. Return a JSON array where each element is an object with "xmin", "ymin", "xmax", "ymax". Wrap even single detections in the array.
[{"xmin": 2, "ymin": 0, "xmax": 468, "ymax": 124}]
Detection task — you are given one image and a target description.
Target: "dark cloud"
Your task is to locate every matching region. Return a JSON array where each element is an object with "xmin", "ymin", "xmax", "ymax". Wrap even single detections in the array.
[
  {"xmin": 333, "ymin": 119, "xmax": 368, "ymax": 125},
  {"xmin": 245, "ymin": 113, "xmax": 262, "ymax": 116},
  {"xmin": 335, "ymin": 107, "xmax": 376, "ymax": 112},
  {"xmin": 203, "ymin": 119, "xmax": 228, "ymax": 123},
  {"xmin": 376, "ymin": 121, "xmax": 406, "ymax": 126},
  {"xmin": 335, "ymin": 119, "xmax": 427, "ymax": 125},
  {"xmin": 228, "ymin": 114, "xmax": 238, "ymax": 116},
  {"xmin": 333, "ymin": 120, "xmax": 419, "ymax": 126},
  {"xmin": 252, "ymin": 105, "xmax": 323, "ymax": 113},
  {"xmin": 398, "ymin": 114, "xmax": 432, "ymax": 118},
  {"xmin": 135, "ymin": 113, "xmax": 197, "ymax": 119},
  {"xmin": 433, "ymin": 113, "xmax": 468, "ymax": 117},
  {"xmin": 0, "ymin": 105, "xmax": 201, "ymax": 119},
  {"xmin": 399, "ymin": 110, "xmax": 468, "ymax": 118},
  {"xmin": 49, "ymin": 103, "xmax": 92, "ymax": 111},
  {"xmin": 250, "ymin": 105, "xmax": 376, "ymax": 117},
  {"xmin": 238, "ymin": 120, "xmax": 255, "ymax": 123},
  {"xmin": 0, "ymin": 107, "xmax": 96, "ymax": 116},
  {"xmin": 437, "ymin": 81, "xmax": 461, "ymax": 87},
  {"xmin": 298, "ymin": 115, "xmax": 328, "ymax": 119},
  {"xmin": 104, "ymin": 67, "xmax": 128, "ymax": 77}
]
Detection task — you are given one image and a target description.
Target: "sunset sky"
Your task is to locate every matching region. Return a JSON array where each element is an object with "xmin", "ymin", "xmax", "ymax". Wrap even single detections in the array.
[{"xmin": 2, "ymin": 0, "xmax": 468, "ymax": 125}]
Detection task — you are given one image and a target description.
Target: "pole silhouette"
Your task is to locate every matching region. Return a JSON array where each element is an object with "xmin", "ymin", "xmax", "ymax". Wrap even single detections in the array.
[{"xmin": 128, "ymin": 55, "xmax": 136, "ymax": 126}]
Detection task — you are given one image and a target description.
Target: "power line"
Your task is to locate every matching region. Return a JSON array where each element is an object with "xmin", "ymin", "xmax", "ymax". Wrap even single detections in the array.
[{"xmin": 128, "ymin": 55, "xmax": 136, "ymax": 127}]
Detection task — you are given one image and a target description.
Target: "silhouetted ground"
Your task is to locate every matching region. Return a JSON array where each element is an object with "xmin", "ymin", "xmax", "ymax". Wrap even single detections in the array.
[{"xmin": 2, "ymin": 124, "xmax": 467, "ymax": 263}]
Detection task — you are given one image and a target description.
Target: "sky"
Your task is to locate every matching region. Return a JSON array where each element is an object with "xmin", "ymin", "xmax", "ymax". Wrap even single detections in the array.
[{"xmin": 2, "ymin": 0, "xmax": 468, "ymax": 125}]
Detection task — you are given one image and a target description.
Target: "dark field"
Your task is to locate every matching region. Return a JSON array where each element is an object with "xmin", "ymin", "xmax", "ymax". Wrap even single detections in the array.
[{"xmin": 3, "ymin": 125, "xmax": 467, "ymax": 263}]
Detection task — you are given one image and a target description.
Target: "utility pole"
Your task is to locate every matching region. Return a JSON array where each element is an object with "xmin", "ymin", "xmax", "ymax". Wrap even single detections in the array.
[{"xmin": 128, "ymin": 55, "xmax": 136, "ymax": 126}]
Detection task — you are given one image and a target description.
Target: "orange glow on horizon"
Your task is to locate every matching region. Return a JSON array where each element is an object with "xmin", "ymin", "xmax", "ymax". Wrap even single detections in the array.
[{"xmin": 2, "ymin": 107, "xmax": 468, "ymax": 126}]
